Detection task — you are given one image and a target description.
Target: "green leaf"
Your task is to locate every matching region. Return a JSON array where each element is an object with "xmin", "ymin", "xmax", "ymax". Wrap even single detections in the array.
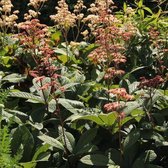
[
  {"xmin": 20, "ymin": 162, "xmax": 36, "ymax": 168},
  {"xmin": 123, "ymin": 142, "xmax": 139, "ymax": 167},
  {"xmin": 58, "ymin": 55, "xmax": 68, "ymax": 64},
  {"xmin": 128, "ymin": 82, "xmax": 140, "ymax": 94},
  {"xmin": 145, "ymin": 150, "xmax": 157, "ymax": 162},
  {"xmin": 72, "ymin": 112, "xmax": 118, "ymax": 127},
  {"xmin": 2, "ymin": 73, "xmax": 26, "ymax": 83},
  {"xmin": 80, "ymin": 154, "xmax": 114, "ymax": 166},
  {"xmin": 48, "ymin": 99, "xmax": 56, "ymax": 113},
  {"xmin": 143, "ymin": 7, "xmax": 153, "ymax": 14},
  {"xmin": 30, "ymin": 104, "xmax": 46, "ymax": 123},
  {"xmin": 141, "ymin": 131, "xmax": 165, "ymax": 146},
  {"xmin": 122, "ymin": 101, "xmax": 141, "ymax": 115},
  {"xmin": 2, "ymin": 110, "xmax": 24, "ymax": 124},
  {"xmin": 123, "ymin": 2, "xmax": 127, "ymax": 13},
  {"xmin": 107, "ymin": 148, "xmax": 120, "ymax": 165},
  {"xmin": 73, "ymin": 128, "xmax": 97, "ymax": 154},
  {"xmin": 8, "ymin": 91, "xmax": 44, "ymax": 103},
  {"xmin": 51, "ymin": 31, "xmax": 62, "ymax": 41},
  {"xmin": 33, "ymin": 77, "xmax": 51, "ymax": 102},
  {"xmin": 58, "ymin": 98, "xmax": 84, "ymax": 113},
  {"xmin": 132, "ymin": 150, "xmax": 157, "ymax": 168},
  {"xmin": 32, "ymin": 144, "xmax": 50, "ymax": 161},
  {"xmin": 11, "ymin": 126, "xmax": 34, "ymax": 162},
  {"xmin": 124, "ymin": 129, "xmax": 140, "ymax": 151},
  {"xmin": 138, "ymin": 9, "xmax": 144, "ymax": 18},
  {"xmin": 61, "ymin": 82, "xmax": 79, "ymax": 90},
  {"xmin": 38, "ymin": 134, "xmax": 64, "ymax": 151},
  {"xmin": 108, "ymin": 166, "xmax": 120, "ymax": 168},
  {"xmin": 138, "ymin": 0, "xmax": 143, "ymax": 8},
  {"xmin": 1, "ymin": 56, "xmax": 12, "ymax": 67},
  {"xmin": 27, "ymin": 121, "xmax": 43, "ymax": 130},
  {"xmin": 63, "ymin": 132, "xmax": 75, "ymax": 153},
  {"xmin": 131, "ymin": 109, "xmax": 145, "ymax": 122}
]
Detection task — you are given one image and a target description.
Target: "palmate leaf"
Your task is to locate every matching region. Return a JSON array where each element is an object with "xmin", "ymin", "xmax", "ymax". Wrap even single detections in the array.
[{"xmin": 8, "ymin": 91, "xmax": 44, "ymax": 103}]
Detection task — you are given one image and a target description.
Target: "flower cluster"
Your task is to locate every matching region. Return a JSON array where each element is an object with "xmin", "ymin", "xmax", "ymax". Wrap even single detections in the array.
[
  {"xmin": 104, "ymin": 102, "xmax": 121, "ymax": 112},
  {"xmin": 50, "ymin": 0, "xmax": 77, "ymax": 30},
  {"xmin": 0, "ymin": 0, "xmax": 19, "ymax": 30},
  {"xmin": 104, "ymin": 87, "xmax": 134, "ymax": 115},
  {"xmin": 17, "ymin": 19, "xmax": 62, "ymax": 94},
  {"xmin": 17, "ymin": 19, "xmax": 48, "ymax": 55},
  {"xmin": 86, "ymin": 1, "xmax": 134, "ymax": 81},
  {"xmin": 148, "ymin": 28, "xmax": 160, "ymax": 47},
  {"xmin": 104, "ymin": 68, "xmax": 125, "ymax": 80},
  {"xmin": 28, "ymin": 0, "xmax": 48, "ymax": 9},
  {"xmin": 0, "ymin": 0, "xmax": 13, "ymax": 13},
  {"xmin": 23, "ymin": 0, "xmax": 48, "ymax": 20},
  {"xmin": 138, "ymin": 75, "xmax": 164, "ymax": 89},
  {"xmin": 108, "ymin": 88, "xmax": 134, "ymax": 101},
  {"xmin": 74, "ymin": 0, "xmax": 86, "ymax": 16}
]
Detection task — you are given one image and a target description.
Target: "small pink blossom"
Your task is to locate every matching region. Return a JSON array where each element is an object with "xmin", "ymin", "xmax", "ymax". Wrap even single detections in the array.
[{"xmin": 104, "ymin": 102, "xmax": 121, "ymax": 112}]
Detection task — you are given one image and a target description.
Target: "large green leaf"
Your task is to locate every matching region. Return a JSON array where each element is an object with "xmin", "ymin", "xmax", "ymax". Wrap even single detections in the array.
[
  {"xmin": 11, "ymin": 126, "xmax": 34, "ymax": 162},
  {"xmin": 2, "ymin": 73, "xmax": 26, "ymax": 83},
  {"xmin": 32, "ymin": 77, "xmax": 51, "ymax": 102},
  {"xmin": 48, "ymin": 99, "xmax": 56, "ymax": 113},
  {"xmin": 2, "ymin": 109, "xmax": 28, "ymax": 124},
  {"xmin": 123, "ymin": 129, "xmax": 140, "ymax": 152},
  {"xmin": 30, "ymin": 104, "xmax": 46, "ymax": 123},
  {"xmin": 73, "ymin": 128, "xmax": 97, "ymax": 154},
  {"xmin": 80, "ymin": 154, "xmax": 114, "ymax": 166},
  {"xmin": 20, "ymin": 162, "xmax": 36, "ymax": 168},
  {"xmin": 131, "ymin": 109, "xmax": 145, "ymax": 122},
  {"xmin": 132, "ymin": 150, "xmax": 157, "ymax": 168},
  {"xmin": 67, "ymin": 112, "xmax": 118, "ymax": 127},
  {"xmin": 58, "ymin": 98, "xmax": 84, "ymax": 113},
  {"xmin": 8, "ymin": 91, "xmax": 44, "ymax": 103},
  {"xmin": 59, "ymin": 98, "xmax": 84, "ymax": 108},
  {"xmin": 2, "ymin": 110, "xmax": 22, "ymax": 124},
  {"xmin": 122, "ymin": 101, "xmax": 141, "ymax": 115},
  {"xmin": 141, "ymin": 130, "xmax": 166, "ymax": 147},
  {"xmin": 38, "ymin": 134, "xmax": 64, "ymax": 151},
  {"xmin": 107, "ymin": 148, "xmax": 120, "ymax": 165},
  {"xmin": 32, "ymin": 144, "xmax": 50, "ymax": 161},
  {"xmin": 80, "ymin": 112, "xmax": 117, "ymax": 126},
  {"xmin": 1, "ymin": 56, "xmax": 12, "ymax": 67},
  {"xmin": 63, "ymin": 132, "xmax": 75, "ymax": 153}
]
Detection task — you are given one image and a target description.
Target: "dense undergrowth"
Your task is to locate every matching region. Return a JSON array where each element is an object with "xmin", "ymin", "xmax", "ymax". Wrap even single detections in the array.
[{"xmin": 0, "ymin": 0, "xmax": 168, "ymax": 168}]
